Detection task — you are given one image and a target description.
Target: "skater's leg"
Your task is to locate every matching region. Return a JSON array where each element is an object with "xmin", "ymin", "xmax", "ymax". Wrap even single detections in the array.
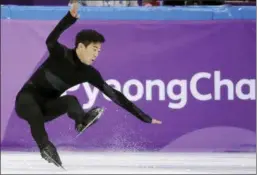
[
  {"xmin": 15, "ymin": 91, "xmax": 50, "ymax": 150},
  {"xmin": 43, "ymin": 95, "xmax": 104, "ymax": 134},
  {"xmin": 15, "ymin": 91, "xmax": 62, "ymax": 166},
  {"xmin": 43, "ymin": 95, "xmax": 85, "ymax": 123}
]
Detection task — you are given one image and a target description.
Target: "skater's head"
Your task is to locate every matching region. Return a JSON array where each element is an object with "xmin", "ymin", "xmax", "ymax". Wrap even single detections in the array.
[{"xmin": 75, "ymin": 29, "xmax": 105, "ymax": 65}]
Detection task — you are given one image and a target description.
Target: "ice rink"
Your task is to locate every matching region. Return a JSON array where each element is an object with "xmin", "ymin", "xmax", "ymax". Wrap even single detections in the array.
[{"xmin": 1, "ymin": 151, "xmax": 256, "ymax": 174}]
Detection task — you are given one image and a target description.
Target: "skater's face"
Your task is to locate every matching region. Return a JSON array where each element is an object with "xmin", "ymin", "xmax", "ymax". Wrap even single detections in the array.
[{"xmin": 77, "ymin": 42, "xmax": 102, "ymax": 65}]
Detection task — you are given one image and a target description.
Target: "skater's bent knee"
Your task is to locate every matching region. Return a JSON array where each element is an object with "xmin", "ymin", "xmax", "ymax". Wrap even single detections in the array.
[
  {"xmin": 14, "ymin": 92, "xmax": 41, "ymax": 121},
  {"xmin": 63, "ymin": 95, "xmax": 79, "ymax": 104},
  {"xmin": 15, "ymin": 93, "xmax": 27, "ymax": 119}
]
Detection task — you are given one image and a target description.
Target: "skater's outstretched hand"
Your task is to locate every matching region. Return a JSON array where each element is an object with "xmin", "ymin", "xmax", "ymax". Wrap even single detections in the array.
[
  {"xmin": 152, "ymin": 119, "xmax": 162, "ymax": 124},
  {"xmin": 70, "ymin": 0, "xmax": 80, "ymax": 18}
]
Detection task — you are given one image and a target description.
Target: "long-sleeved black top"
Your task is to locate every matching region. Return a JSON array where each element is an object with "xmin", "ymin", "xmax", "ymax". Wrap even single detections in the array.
[{"xmin": 22, "ymin": 11, "xmax": 152, "ymax": 123}]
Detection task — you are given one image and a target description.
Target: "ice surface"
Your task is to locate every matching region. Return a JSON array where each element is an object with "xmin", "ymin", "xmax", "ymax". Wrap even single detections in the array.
[{"xmin": 1, "ymin": 151, "xmax": 256, "ymax": 174}]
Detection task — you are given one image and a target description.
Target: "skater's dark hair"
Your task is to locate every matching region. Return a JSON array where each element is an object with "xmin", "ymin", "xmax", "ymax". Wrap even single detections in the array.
[{"xmin": 75, "ymin": 29, "xmax": 105, "ymax": 48}]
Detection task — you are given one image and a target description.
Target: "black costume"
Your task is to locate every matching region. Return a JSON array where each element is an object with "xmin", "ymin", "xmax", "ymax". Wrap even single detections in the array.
[{"xmin": 15, "ymin": 11, "xmax": 152, "ymax": 160}]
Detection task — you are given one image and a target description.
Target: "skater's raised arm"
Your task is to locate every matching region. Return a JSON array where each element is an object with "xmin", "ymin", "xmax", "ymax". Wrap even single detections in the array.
[
  {"xmin": 46, "ymin": 1, "xmax": 79, "ymax": 54},
  {"xmin": 88, "ymin": 69, "xmax": 162, "ymax": 124}
]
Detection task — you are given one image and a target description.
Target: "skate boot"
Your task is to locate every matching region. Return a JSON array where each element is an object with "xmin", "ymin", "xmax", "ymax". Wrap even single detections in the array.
[
  {"xmin": 40, "ymin": 142, "xmax": 64, "ymax": 169},
  {"xmin": 75, "ymin": 106, "xmax": 104, "ymax": 137}
]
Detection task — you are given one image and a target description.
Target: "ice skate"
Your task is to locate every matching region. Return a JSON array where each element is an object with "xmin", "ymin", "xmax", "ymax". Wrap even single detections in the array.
[
  {"xmin": 75, "ymin": 107, "xmax": 104, "ymax": 138},
  {"xmin": 40, "ymin": 142, "xmax": 65, "ymax": 169}
]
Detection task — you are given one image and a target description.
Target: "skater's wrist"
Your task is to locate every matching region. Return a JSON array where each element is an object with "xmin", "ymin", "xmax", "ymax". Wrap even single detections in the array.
[{"xmin": 142, "ymin": 114, "xmax": 153, "ymax": 123}]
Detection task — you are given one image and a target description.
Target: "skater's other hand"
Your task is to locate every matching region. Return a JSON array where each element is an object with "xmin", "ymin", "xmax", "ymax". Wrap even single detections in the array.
[
  {"xmin": 152, "ymin": 119, "xmax": 162, "ymax": 124},
  {"xmin": 70, "ymin": 0, "xmax": 80, "ymax": 18}
]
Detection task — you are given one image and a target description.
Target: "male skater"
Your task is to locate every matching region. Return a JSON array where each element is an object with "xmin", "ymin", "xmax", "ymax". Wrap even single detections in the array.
[{"xmin": 15, "ymin": 0, "xmax": 162, "ymax": 168}]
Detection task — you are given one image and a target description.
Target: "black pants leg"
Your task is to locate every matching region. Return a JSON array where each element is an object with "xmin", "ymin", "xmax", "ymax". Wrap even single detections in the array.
[
  {"xmin": 15, "ymin": 90, "xmax": 49, "ymax": 150},
  {"xmin": 43, "ymin": 95, "xmax": 85, "ymax": 124},
  {"xmin": 15, "ymin": 89, "xmax": 85, "ymax": 150}
]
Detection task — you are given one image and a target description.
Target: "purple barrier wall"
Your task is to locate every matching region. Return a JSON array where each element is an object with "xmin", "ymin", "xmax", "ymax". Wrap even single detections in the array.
[{"xmin": 1, "ymin": 19, "xmax": 256, "ymax": 152}]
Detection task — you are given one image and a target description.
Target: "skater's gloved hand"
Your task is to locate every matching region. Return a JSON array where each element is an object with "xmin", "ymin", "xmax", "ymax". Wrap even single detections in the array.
[
  {"xmin": 151, "ymin": 119, "xmax": 162, "ymax": 124},
  {"xmin": 70, "ymin": 0, "xmax": 80, "ymax": 18}
]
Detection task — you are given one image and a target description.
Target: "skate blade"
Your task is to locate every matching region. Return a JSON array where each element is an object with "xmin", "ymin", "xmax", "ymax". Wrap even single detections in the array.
[
  {"xmin": 75, "ymin": 108, "xmax": 104, "ymax": 138},
  {"xmin": 43, "ymin": 151, "xmax": 66, "ymax": 170},
  {"xmin": 60, "ymin": 165, "xmax": 66, "ymax": 170}
]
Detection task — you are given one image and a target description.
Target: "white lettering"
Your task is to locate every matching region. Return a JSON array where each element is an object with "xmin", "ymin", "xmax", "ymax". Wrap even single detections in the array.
[
  {"xmin": 214, "ymin": 71, "xmax": 234, "ymax": 100},
  {"xmin": 123, "ymin": 79, "xmax": 144, "ymax": 101},
  {"xmin": 167, "ymin": 80, "xmax": 187, "ymax": 109},
  {"xmin": 236, "ymin": 79, "xmax": 256, "ymax": 100},
  {"xmin": 82, "ymin": 83, "xmax": 99, "ymax": 109},
  {"xmin": 146, "ymin": 80, "xmax": 165, "ymax": 101},
  {"xmin": 191, "ymin": 72, "xmax": 212, "ymax": 100},
  {"xmin": 61, "ymin": 71, "xmax": 255, "ymax": 110}
]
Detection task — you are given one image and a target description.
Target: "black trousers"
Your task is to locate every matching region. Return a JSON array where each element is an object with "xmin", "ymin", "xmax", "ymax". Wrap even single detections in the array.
[{"xmin": 15, "ymin": 85, "xmax": 85, "ymax": 150}]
